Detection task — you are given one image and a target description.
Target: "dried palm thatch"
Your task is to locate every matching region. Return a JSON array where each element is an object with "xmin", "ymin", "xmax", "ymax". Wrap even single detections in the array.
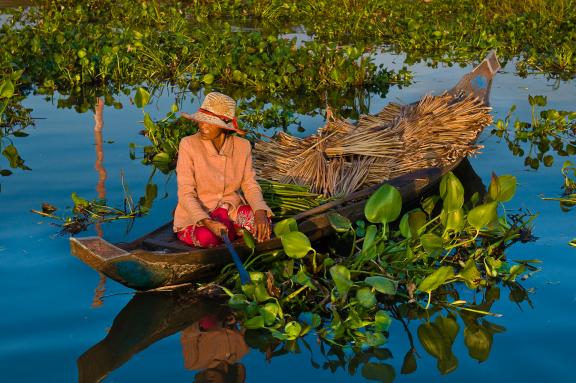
[{"xmin": 253, "ymin": 92, "xmax": 492, "ymax": 197}]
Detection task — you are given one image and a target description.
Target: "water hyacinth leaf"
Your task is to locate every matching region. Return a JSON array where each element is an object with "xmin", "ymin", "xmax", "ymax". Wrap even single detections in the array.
[
  {"xmin": 228, "ymin": 294, "xmax": 248, "ymax": 309},
  {"xmin": 408, "ymin": 209, "xmax": 427, "ymax": 237},
  {"xmin": 489, "ymin": 173, "xmax": 517, "ymax": 202},
  {"xmin": 327, "ymin": 212, "xmax": 352, "ymax": 232},
  {"xmin": 299, "ymin": 312, "xmax": 321, "ymax": 329},
  {"xmin": 330, "ymin": 265, "xmax": 353, "ymax": 297},
  {"xmin": 259, "ymin": 302, "xmax": 280, "ymax": 326},
  {"xmin": 364, "ymin": 184, "xmax": 402, "ymax": 224},
  {"xmin": 467, "ymin": 201, "xmax": 498, "ymax": 230},
  {"xmin": 134, "ymin": 87, "xmax": 150, "ymax": 108},
  {"xmin": 0, "ymin": 79, "xmax": 15, "ymax": 98},
  {"xmin": 418, "ymin": 266, "xmax": 454, "ymax": 293},
  {"xmin": 243, "ymin": 315, "xmax": 265, "ymax": 329},
  {"xmin": 364, "ymin": 276, "xmax": 397, "ymax": 295},
  {"xmin": 506, "ymin": 264, "xmax": 525, "ymax": 282},
  {"xmin": 361, "ymin": 362, "xmax": 395, "ymax": 383},
  {"xmin": 374, "ymin": 310, "xmax": 392, "ymax": 332},
  {"xmin": 458, "ymin": 258, "xmax": 482, "ymax": 289},
  {"xmin": 273, "ymin": 217, "xmax": 298, "ymax": 237},
  {"xmin": 399, "ymin": 212, "xmax": 412, "ymax": 238},
  {"xmin": 294, "ymin": 267, "xmax": 315, "ymax": 289},
  {"xmin": 284, "ymin": 321, "xmax": 302, "ymax": 340},
  {"xmin": 439, "ymin": 172, "xmax": 464, "ymax": 212},
  {"xmin": 422, "ymin": 195, "xmax": 440, "ymax": 216},
  {"xmin": 362, "ymin": 224, "xmax": 378, "ymax": 253},
  {"xmin": 143, "ymin": 112, "xmax": 157, "ymax": 132},
  {"xmin": 71, "ymin": 192, "xmax": 89, "ymax": 209},
  {"xmin": 365, "ymin": 332, "xmax": 387, "ymax": 347},
  {"xmin": 569, "ymin": 239, "xmax": 576, "ymax": 247},
  {"xmin": 280, "ymin": 231, "xmax": 314, "ymax": 259},
  {"xmin": 242, "ymin": 229, "xmax": 255, "ymax": 250},
  {"xmin": 420, "ymin": 233, "xmax": 443, "ymax": 256},
  {"xmin": 152, "ymin": 152, "xmax": 171, "ymax": 165},
  {"xmin": 356, "ymin": 287, "xmax": 377, "ymax": 308},
  {"xmin": 401, "ymin": 351, "xmax": 417, "ymax": 374},
  {"xmin": 254, "ymin": 283, "xmax": 272, "ymax": 302},
  {"xmin": 441, "ymin": 208, "xmax": 466, "ymax": 233},
  {"xmin": 464, "ymin": 326, "xmax": 492, "ymax": 362}
]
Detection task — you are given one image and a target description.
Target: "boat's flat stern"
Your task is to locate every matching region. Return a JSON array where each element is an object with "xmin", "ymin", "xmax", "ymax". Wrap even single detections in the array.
[{"xmin": 70, "ymin": 237, "xmax": 131, "ymax": 270}]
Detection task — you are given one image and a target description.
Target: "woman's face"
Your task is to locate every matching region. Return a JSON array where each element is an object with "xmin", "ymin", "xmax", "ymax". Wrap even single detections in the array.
[{"xmin": 198, "ymin": 121, "xmax": 225, "ymax": 141}]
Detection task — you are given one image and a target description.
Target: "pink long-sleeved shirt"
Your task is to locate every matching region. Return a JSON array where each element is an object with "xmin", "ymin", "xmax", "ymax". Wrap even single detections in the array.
[{"xmin": 173, "ymin": 133, "xmax": 271, "ymax": 232}]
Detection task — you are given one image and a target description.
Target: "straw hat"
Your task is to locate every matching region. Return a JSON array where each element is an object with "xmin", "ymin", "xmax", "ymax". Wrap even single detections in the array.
[{"xmin": 182, "ymin": 92, "xmax": 245, "ymax": 135}]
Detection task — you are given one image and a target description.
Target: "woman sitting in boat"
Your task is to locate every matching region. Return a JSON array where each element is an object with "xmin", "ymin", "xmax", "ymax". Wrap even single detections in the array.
[{"xmin": 174, "ymin": 92, "xmax": 272, "ymax": 248}]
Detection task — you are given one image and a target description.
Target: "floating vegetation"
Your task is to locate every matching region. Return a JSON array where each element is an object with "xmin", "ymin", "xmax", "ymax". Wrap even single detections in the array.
[
  {"xmin": 0, "ymin": 70, "xmax": 33, "ymax": 181},
  {"xmin": 492, "ymin": 95, "xmax": 576, "ymax": 170},
  {"xmin": 259, "ymin": 180, "xmax": 330, "ymax": 219},
  {"xmin": 32, "ymin": 175, "xmax": 157, "ymax": 234},
  {"xmin": 541, "ymin": 161, "xmax": 576, "ymax": 212},
  {"xmin": 212, "ymin": 171, "xmax": 537, "ymax": 359}
]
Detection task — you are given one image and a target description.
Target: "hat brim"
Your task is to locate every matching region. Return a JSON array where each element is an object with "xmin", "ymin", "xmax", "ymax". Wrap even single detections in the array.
[{"xmin": 181, "ymin": 112, "xmax": 245, "ymax": 134}]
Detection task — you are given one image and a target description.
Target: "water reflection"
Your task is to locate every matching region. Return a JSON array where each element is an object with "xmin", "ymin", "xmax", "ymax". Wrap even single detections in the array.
[{"xmin": 77, "ymin": 287, "xmax": 241, "ymax": 383}]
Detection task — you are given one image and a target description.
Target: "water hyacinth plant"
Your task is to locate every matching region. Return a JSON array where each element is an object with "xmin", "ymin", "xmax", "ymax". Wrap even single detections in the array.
[
  {"xmin": 213, "ymin": 171, "xmax": 536, "ymax": 360},
  {"xmin": 492, "ymin": 95, "xmax": 576, "ymax": 170}
]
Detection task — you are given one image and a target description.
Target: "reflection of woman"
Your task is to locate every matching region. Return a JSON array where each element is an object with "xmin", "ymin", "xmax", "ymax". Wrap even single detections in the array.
[
  {"xmin": 181, "ymin": 313, "xmax": 249, "ymax": 383},
  {"xmin": 174, "ymin": 92, "xmax": 272, "ymax": 248}
]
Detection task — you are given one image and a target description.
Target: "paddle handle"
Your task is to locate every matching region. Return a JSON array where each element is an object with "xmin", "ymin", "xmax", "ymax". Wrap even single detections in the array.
[{"xmin": 221, "ymin": 230, "xmax": 251, "ymax": 285}]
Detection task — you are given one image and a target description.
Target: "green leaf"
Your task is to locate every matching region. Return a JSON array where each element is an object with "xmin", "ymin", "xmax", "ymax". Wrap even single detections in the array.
[
  {"xmin": 418, "ymin": 322, "xmax": 448, "ymax": 360},
  {"xmin": 202, "ymin": 73, "xmax": 215, "ymax": 84},
  {"xmin": 152, "ymin": 152, "xmax": 171, "ymax": 164},
  {"xmin": 439, "ymin": 172, "xmax": 464, "ymax": 212},
  {"xmin": 0, "ymin": 169, "xmax": 13, "ymax": 176},
  {"xmin": 134, "ymin": 87, "xmax": 150, "ymax": 108},
  {"xmin": 418, "ymin": 266, "xmax": 454, "ymax": 293},
  {"xmin": 364, "ymin": 184, "xmax": 402, "ymax": 224},
  {"xmin": 467, "ymin": 201, "xmax": 498, "ymax": 230},
  {"xmin": 71, "ymin": 192, "xmax": 89, "ymax": 208},
  {"xmin": 259, "ymin": 302, "xmax": 280, "ymax": 326},
  {"xmin": 280, "ymin": 231, "xmax": 314, "ymax": 259},
  {"xmin": 228, "ymin": 294, "xmax": 248, "ymax": 309},
  {"xmin": 458, "ymin": 258, "xmax": 482, "ymax": 289},
  {"xmin": 364, "ymin": 276, "xmax": 397, "ymax": 295},
  {"xmin": 374, "ymin": 310, "xmax": 392, "ymax": 332},
  {"xmin": 506, "ymin": 264, "xmax": 525, "ymax": 282},
  {"xmin": 434, "ymin": 314, "xmax": 459, "ymax": 344},
  {"xmin": 441, "ymin": 207, "xmax": 466, "ymax": 233},
  {"xmin": 421, "ymin": 195, "xmax": 440, "ymax": 215},
  {"xmin": 365, "ymin": 332, "xmax": 387, "ymax": 347},
  {"xmin": 569, "ymin": 239, "xmax": 576, "ymax": 248},
  {"xmin": 361, "ymin": 362, "xmax": 395, "ymax": 383},
  {"xmin": 143, "ymin": 112, "xmax": 157, "ymax": 132},
  {"xmin": 327, "ymin": 212, "xmax": 352, "ymax": 232},
  {"xmin": 356, "ymin": 287, "xmax": 376, "ymax": 308},
  {"xmin": 362, "ymin": 224, "xmax": 378, "ymax": 253},
  {"xmin": 243, "ymin": 315, "xmax": 265, "ymax": 329},
  {"xmin": 242, "ymin": 229, "xmax": 255, "ymax": 250},
  {"xmin": 284, "ymin": 321, "xmax": 302, "ymax": 340},
  {"xmin": 420, "ymin": 233, "xmax": 443, "ymax": 256},
  {"xmin": 330, "ymin": 265, "xmax": 352, "ymax": 297},
  {"xmin": 0, "ymin": 80, "xmax": 15, "ymax": 98},
  {"xmin": 489, "ymin": 173, "xmax": 517, "ymax": 202},
  {"xmin": 293, "ymin": 267, "xmax": 315, "ymax": 289},
  {"xmin": 273, "ymin": 217, "xmax": 298, "ymax": 237}
]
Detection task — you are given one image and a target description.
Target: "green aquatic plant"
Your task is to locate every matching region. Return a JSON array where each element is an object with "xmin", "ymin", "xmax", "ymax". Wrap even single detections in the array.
[
  {"xmin": 541, "ymin": 161, "xmax": 576, "ymax": 212},
  {"xmin": 492, "ymin": 95, "xmax": 576, "ymax": 170},
  {"xmin": 32, "ymin": 173, "xmax": 157, "ymax": 234},
  {"xmin": 214, "ymin": 171, "xmax": 537, "ymax": 357},
  {"xmin": 0, "ymin": 70, "xmax": 33, "ymax": 182}
]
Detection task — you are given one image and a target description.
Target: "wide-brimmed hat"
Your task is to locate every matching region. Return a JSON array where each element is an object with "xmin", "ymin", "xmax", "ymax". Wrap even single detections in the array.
[{"xmin": 182, "ymin": 92, "xmax": 246, "ymax": 135}]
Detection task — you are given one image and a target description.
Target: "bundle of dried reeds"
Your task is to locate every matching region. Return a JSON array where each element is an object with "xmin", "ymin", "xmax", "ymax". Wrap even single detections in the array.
[{"xmin": 253, "ymin": 92, "xmax": 492, "ymax": 197}]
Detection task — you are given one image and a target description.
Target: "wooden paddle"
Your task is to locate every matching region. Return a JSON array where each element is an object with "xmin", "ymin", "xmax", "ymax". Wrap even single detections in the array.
[{"xmin": 220, "ymin": 230, "xmax": 251, "ymax": 285}]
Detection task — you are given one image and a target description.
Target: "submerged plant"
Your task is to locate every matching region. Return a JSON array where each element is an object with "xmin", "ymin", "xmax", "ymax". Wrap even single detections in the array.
[{"xmin": 212, "ymin": 171, "xmax": 537, "ymax": 368}]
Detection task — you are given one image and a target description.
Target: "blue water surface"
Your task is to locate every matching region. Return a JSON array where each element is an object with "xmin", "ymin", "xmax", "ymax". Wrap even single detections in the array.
[{"xmin": 1, "ymin": 56, "xmax": 575, "ymax": 383}]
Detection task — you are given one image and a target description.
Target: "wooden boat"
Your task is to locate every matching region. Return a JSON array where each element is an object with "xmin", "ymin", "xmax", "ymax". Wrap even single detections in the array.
[{"xmin": 70, "ymin": 51, "xmax": 501, "ymax": 290}]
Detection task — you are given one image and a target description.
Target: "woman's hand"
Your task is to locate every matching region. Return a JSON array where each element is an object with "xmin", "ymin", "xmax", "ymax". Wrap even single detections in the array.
[
  {"xmin": 200, "ymin": 218, "xmax": 229, "ymax": 238},
  {"xmin": 254, "ymin": 209, "xmax": 271, "ymax": 243}
]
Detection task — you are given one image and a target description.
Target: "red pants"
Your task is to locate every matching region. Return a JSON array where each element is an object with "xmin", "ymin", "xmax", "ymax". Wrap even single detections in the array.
[{"xmin": 177, "ymin": 205, "xmax": 256, "ymax": 248}]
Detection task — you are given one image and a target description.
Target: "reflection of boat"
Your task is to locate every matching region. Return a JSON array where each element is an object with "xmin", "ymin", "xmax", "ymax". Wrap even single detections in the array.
[
  {"xmin": 77, "ymin": 287, "xmax": 226, "ymax": 383},
  {"xmin": 70, "ymin": 51, "xmax": 501, "ymax": 290}
]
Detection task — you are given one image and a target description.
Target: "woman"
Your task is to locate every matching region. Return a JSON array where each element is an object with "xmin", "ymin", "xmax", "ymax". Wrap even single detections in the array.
[{"xmin": 174, "ymin": 92, "xmax": 272, "ymax": 248}]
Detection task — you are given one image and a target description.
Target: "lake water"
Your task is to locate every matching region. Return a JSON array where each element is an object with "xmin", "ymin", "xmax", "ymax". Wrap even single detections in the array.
[{"xmin": 1, "ymin": 54, "xmax": 575, "ymax": 382}]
